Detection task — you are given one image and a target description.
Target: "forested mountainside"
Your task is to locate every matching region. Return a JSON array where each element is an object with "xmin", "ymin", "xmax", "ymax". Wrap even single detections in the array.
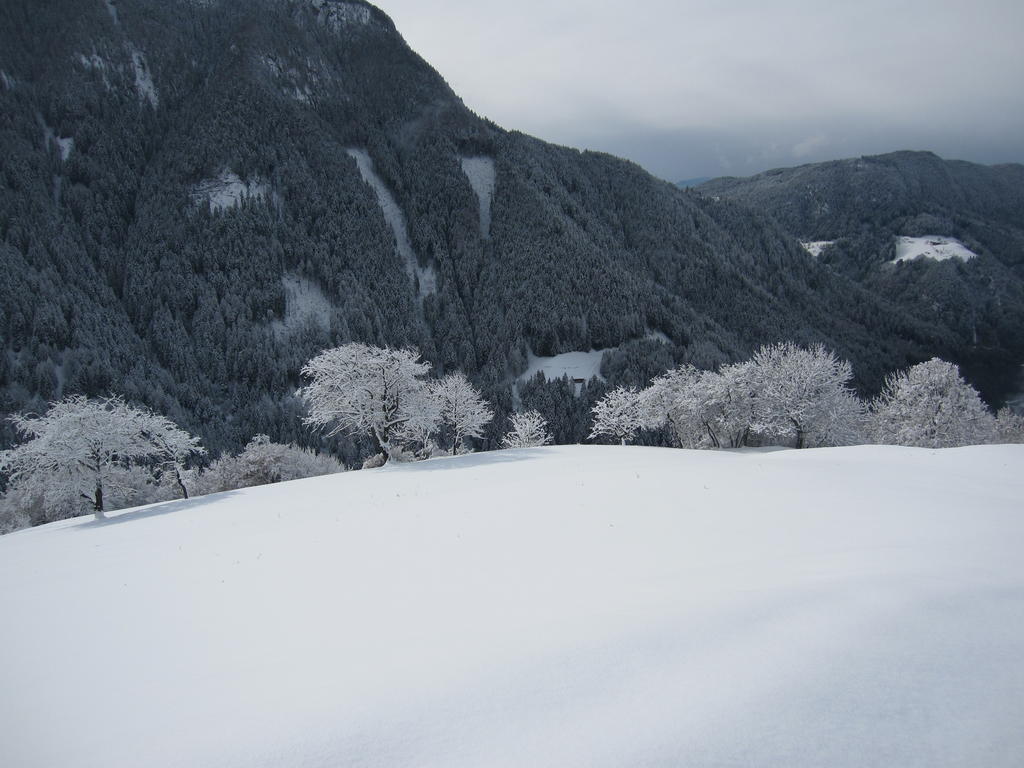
[
  {"xmin": 0, "ymin": 0, "xmax": 1008, "ymax": 457},
  {"xmin": 698, "ymin": 152, "xmax": 1024, "ymax": 403}
]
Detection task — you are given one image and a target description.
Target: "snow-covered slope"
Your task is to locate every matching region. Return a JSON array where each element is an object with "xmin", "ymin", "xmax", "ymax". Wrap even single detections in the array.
[
  {"xmin": 1, "ymin": 445, "xmax": 1023, "ymax": 767},
  {"xmin": 893, "ymin": 235, "xmax": 978, "ymax": 263}
]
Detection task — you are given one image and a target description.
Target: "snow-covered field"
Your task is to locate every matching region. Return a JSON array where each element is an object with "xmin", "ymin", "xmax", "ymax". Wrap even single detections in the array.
[
  {"xmin": 800, "ymin": 240, "xmax": 833, "ymax": 257},
  {"xmin": 519, "ymin": 348, "xmax": 610, "ymax": 384},
  {"xmin": 1, "ymin": 445, "xmax": 1023, "ymax": 767},
  {"xmin": 893, "ymin": 235, "xmax": 978, "ymax": 263}
]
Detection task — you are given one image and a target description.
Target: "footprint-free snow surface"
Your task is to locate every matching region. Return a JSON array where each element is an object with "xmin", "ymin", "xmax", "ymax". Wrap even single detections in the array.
[{"xmin": 1, "ymin": 445, "xmax": 1023, "ymax": 767}]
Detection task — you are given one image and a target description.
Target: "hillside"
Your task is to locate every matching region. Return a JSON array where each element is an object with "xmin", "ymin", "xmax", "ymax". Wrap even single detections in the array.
[
  {"xmin": 1, "ymin": 444, "xmax": 1023, "ymax": 767},
  {"xmin": 697, "ymin": 151, "xmax": 1024, "ymax": 402},
  {"xmin": 0, "ymin": 1, "xmax": 980, "ymax": 457}
]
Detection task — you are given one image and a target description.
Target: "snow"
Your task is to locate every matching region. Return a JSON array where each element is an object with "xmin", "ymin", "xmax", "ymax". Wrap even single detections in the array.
[
  {"xmin": 893, "ymin": 235, "xmax": 978, "ymax": 263},
  {"xmin": 519, "ymin": 348, "xmax": 610, "ymax": 384},
  {"xmin": 347, "ymin": 148, "xmax": 437, "ymax": 297},
  {"xmin": 128, "ymin": 45, "xmax": 159, "ymax": 108},
  {"xmin": 460, "ymin": 156, "xmax": 496, "ymax": 238},
  {"xmin": 800, "ymin": 240, "xmax": 833, "ymax": 257},
  {"xmin": 191, "ymin": 169, "xmax": 270, "ymax": 212},
  {"xmin": 0, "ymin": 70, "xmax": 13, "ymax": 90},
  {"xmin": 76, "ymin": 53, "xmax": 112, "ymax": 90},
  {"xmin": 56, "ymin": 136, "xmax": 74, "ymax": 161},
  {"xmin": 270, "ymin": 274, "xmax": 332, "ymax": 338},
  {"xmin": 1, "ymin": 444, "xmax": 1023, "ymax": 767},
  {"xmin": 104, "ymin": 0, "xmax": 119, "ymax": 25}
]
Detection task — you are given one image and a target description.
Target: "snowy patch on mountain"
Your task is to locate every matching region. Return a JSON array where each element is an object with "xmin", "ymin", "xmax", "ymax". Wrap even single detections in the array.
[
  {"xmin": 0, "ymin": 71, "xmax": 13, "ymax": 90},
  {"xmin": 260, "ymin": 55, "xmax": 315, "ymax": 104},
  {"xmin": 893, "ymin": 236, "xmax": 978, "ymax": 264},
  {"xmin": 310, "ymin": 0, "xmax": 373, "ymax": 31},
  {"xmin": 104, "ymin": 0, "xmax": 119, "ymax": 24},
  {"xmin": 347, "ymin": 148, "xmax": 437, "ymax": 298},
  {"xmin": 128, "ymin": 45, "xmax": 158, "ymax": 107},
  {"xmin": 800, "ymin": 240, "xmax": 833, "ymax": 257},
  {"xmin": 2, "ymin": 445, "xmax": 1022, "ymax": 767},
  {"xmin": 191, "ymin": 170, "xmax": 270, "ymax": 212},
  {"xmin": 519, "ymin": 349, "xmax": 610, "ymax": 385},
  {"xmin": 271, "ymin": 274, "xmax": 332, "ymax": 338},
  {"xmin": 56, "ymin": 137, "xmax": 74, "ymax": 162},
  {"xmin": 460, "ymin": 156, "xmax": 496, "ymax": 238},
  {"xmin": 76, "ymin": 53, "xmax": 112, "ymax": 90}
]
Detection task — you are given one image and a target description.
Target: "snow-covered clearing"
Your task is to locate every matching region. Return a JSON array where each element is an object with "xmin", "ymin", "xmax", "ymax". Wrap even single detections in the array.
[
  {"xmin": 191, "ymin": 169, "xmax": 269, "ymax": 212},
  {"xmin": 519, "ymin": 348, "xmax": 610, "ymax": 385},
  {"xmin": 800, "ymin": 240, "xmax": 833, "ymax": 257},
  {"xmin": 347, "ymin": 148, "xmax": 437, "ymax": 297},
  {"xmin": 3, "ymin": 444, "xmax": 1021, "ymax": 767},
  {"xmin": 460, "ymin": 156, "xmax": 495, "ymax": 238},
  {"xmin": 270, "ymin": 274, "xmax": 332, "ymax": 338},
  {"xmin": 893, "ymin": 235, "xmax": 978, "ymax": 263}
]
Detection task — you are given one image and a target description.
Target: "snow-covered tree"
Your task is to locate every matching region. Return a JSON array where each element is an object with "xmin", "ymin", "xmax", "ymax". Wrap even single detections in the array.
[
  {"xmin": 501, "ymin": 410, "xmax": 552, "ymax": 449},
  {"xmin": 870, "ymin": 358, "xmax": 997, "ymax": 447},
  {"xmin": 748, "ymin": 342, "xmax": 865, "ymax": 448},
  {"xmin": 589, "ymin": 386, "xmax": 645, "ymax": 445},
  {"xmin": 645, "ymin": 363, "xmax": 758, "ymax": 449},
  {"xmin": 300, "ymin": 343, "xmax": 439, "ymax": 463},
  {"xmin": 0, "ymin": 395, "xmax": 203, "ymax": 519},
  {"xmin": 192, "ymin": 434, "xmax": 345, "ymax": 495},
  {"xmin": 994, "ymin": 407, "xmax": 1024, "ymax": 444},
  {"xmin": 432, "ymin": 372, "xmax": 493, "ymax": 454}
]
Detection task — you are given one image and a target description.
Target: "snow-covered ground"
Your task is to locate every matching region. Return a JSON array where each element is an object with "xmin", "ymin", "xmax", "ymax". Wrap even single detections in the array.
[
  {"xmin": 347, "ymin": 148, "xmax": 437, "ymax": 298},
  {"xmin": 893, "ymin": 235, "xmax": 978, "ymax": 263},
  {"xmin": 1, "ymin": 444, "xmax": 1023, "ymax": 768},
  {"xmin": 800, "ymin": 240, "xmax": 833, "ymax": 257},
  {"xmin": 460, "ymin": 156, "xmax": 496, "ymax": 238},
  {"xmin": 270, "ymin": 274, "xmax": 333, "ymax": 338},
  {"xmin": 191, "ymin": 169, "xmax": 269, "ymax": 212},
  {"xmin": 519, "ymin": 348, "xmax": 610, "ymax": 384}
]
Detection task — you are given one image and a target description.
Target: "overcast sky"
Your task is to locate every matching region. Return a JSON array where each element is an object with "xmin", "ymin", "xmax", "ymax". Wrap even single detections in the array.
[{"xmin": 377, "ymin": 0, "xmax": 1024, "ymax": 182}]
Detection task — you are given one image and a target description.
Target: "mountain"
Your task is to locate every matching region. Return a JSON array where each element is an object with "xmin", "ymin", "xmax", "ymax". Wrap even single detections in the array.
[
  {"xmin": 676, "ymin": 175, "xmax": 711, "ymax": 188},
  {"xmin": 0, "ymin": 1, "xmax": 1009, "ymax": 456},
  {"xmin": 697, "ymin": 151, "xmax": 1024, "ymax": 402},
  {"xmin": 3, "ymin": 444, "xmax": 1023, "ymax": 766}
]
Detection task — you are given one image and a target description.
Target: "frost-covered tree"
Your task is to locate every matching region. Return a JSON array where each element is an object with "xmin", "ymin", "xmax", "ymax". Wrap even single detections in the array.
[
  {"xmin": 748, "ymin": 342, "xmax": 865, "ymax": 448},
  {"xmin": 0, "ymin": 395, "xmax": 203, "ymax": 519},
  {"xmin": 432, "ymin": 372, "xmax": 493, "ymax": 454},
  {"xmin": 645, "ymin": 363, "xmax": 758, "ymax": 449},
  {"xmin": 994, "ymin": 407, "xmax": 1024, "ymax": 444},
  {"xmin": 192, "ymin": 434, "xmax": 345, "ymax": 495},
  {"xmin": 870, "ymin": 358, "xmax": 997, "ymax": 447},
  {"xmin": 501, "ymin": 410, "xmax": 552, "ymax": 449},
  {"xmin": 589, "ymin": 386, "xmax": 645, "ymax": 445},
  {"xmin": 300, "ymin": 343, "xmax": 439, "ymax": 463}
]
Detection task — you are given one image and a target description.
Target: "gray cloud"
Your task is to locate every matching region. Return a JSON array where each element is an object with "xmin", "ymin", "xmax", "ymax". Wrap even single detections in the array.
[{"xmin": 378, "ymin": 0, "xmax": 1024, "ymax": 180}]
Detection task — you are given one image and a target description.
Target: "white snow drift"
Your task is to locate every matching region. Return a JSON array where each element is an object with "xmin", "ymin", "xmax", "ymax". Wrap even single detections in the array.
[
  {"xmin": 1, "ymin": 444, "xmax": 1022, "ymax": 768},
  {"xmin": 893, "ymin": 235, "xmax": 978, "ymax": 263}
]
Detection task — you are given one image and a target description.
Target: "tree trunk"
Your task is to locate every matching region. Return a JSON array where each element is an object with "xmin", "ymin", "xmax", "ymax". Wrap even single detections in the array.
[
  {"xmin": 175, "ymin": 467, "xmax": 190, "ymax": 499},
  {"xmin": 93, "ymin": 483, "xmax": 104, "ymax": 515}
]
